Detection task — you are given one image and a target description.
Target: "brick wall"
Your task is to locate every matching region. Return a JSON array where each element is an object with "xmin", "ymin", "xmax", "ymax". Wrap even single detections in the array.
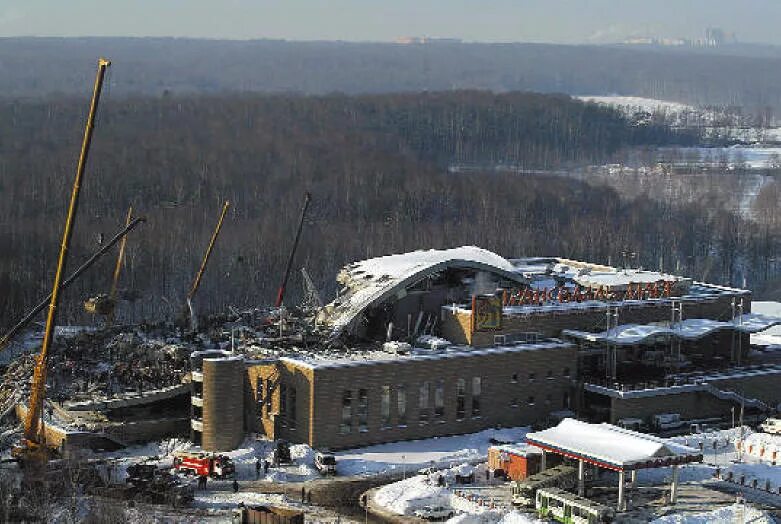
[{"xmin": 305, "ymin": 344, "xmax": 577, "ymax": 450}]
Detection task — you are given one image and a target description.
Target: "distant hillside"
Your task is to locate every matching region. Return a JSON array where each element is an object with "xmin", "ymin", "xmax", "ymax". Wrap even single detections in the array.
[
  {"xmin": 2, "ymin": 38, "xmax": 781, "ymax": 113},
  {"xmin": 0, "ymin": 91, "xmax": 719, "ymax": 331}
]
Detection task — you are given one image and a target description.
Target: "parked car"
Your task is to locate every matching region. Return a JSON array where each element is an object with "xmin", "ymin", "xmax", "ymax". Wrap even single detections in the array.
[
  {"xmin": 314, "ymin": 451, "xmax": 337, "ymax": 475},
  {"xmin": 414, "ymin": 505, "xmax": 454, "ymax": 520},
  {"xmin": 760, "ymin": 417, "xmax": 781, "ymax": 435}
]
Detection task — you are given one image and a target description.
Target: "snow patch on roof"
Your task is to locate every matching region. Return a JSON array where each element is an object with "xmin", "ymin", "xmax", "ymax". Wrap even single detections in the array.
[
  {"xmin": 322, "ymin": 246, "xmax": 525, "ymax": 334},
  {"xmin": 526, "ymin": 419, "xmax": 700, "ymax": 468}
]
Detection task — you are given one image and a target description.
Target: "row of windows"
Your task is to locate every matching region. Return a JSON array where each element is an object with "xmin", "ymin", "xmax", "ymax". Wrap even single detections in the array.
[
  {"xmin": 341, "ymin": 377, "xmax": 482, "ymax": 435},
  {"xmin": 509, "ymin": 392, "xmax": 570, "ymax": 409},
  {"xmin": 511, "ymin": 368, "xmax": 571, "ymax": 383}
]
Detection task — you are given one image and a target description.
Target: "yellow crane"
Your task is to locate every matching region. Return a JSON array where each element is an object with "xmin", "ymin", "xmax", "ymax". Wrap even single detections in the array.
[
  {"xmin": 17, "ymin": 58, "xmax": 111, "ymax": 464},
  {"xmin": 83, "ymin": 206, "xmax": 133, "ymax": 320},
  {"xmin": 186, "ymin": 200, "xmax": 230, "ymax": 331}
]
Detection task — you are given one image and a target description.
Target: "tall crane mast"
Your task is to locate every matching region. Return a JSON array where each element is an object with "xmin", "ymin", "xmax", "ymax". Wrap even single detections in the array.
[
  {"xmin": 186, "ymin": 200, "xmax": 230, "ymax": 331},
  {"xmin": 275, "ymin": 192, "xmax": 311, "ymax": 308},
  {"xmin": 20, "ymin": 58, "xmax": 111, "ymax": 461},
  {"xmin": 106, "ymin": 205, "xmax": 133, "ymax": 326}
]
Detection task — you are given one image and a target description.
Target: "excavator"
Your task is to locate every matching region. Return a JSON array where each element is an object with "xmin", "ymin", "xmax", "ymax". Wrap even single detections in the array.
[
  {"xmin": 83, "ymin": 205, "xmax": 134, "ymax": 322},
  {"xmin": 13, "ymin": 58, "xmax": 111, "ymax": 467}
]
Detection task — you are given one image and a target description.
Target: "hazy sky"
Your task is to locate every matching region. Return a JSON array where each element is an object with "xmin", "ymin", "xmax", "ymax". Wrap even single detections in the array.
[{"xmin": 1, "ymin": 0, "xmax": 779, "ymax": 45}]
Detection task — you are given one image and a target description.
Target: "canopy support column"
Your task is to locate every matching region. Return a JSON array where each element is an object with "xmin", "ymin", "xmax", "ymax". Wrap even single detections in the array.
[
  {"xmin": 540, "ymin": 449, "xmax": 547, "ymax": 471},
  {"xmin": 617, "ymin": 470, "xmax": 626, "ymax": 511},
  {"xmin": 630, "ymin": 469, "xmax": 637, "ymax": 489},
  {"xmin": 578, "ymin": 459, "xmax": 585, "ymax": 496},
  {"xmin": 670, "ymin": 465, "xmax": 680, "ymax": 504}
]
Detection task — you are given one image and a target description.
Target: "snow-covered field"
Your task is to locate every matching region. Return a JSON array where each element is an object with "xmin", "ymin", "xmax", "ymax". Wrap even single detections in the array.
[
  {"xmin": 650, "ymin": 502, "xmax": 774, "ymax": 523},
  {"xmin": 577, "ymin": 96, "xmax": 693, "ymax": 114},
  {"xmin": 335, "ymin": 426, "xmax": 529, "ymax": 476},
  {"xmin": 752, "ymin": 301, "xmax": 781, "ymax": 349}
]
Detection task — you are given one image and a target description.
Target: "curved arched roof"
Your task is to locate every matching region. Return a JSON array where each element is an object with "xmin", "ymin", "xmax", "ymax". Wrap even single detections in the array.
[{"xmin": 324, "ymin": 246, "xmax": 526, "ymax": 335}]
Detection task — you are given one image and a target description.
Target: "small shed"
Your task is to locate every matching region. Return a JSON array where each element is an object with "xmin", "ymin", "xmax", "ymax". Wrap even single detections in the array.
[
  {"xmin": 239, "ymin": 505, "xmax": 304, "ymax": 524},
  {"xmin": 488, "ymin": 443, "xmax": 542, "ymax": 481}
]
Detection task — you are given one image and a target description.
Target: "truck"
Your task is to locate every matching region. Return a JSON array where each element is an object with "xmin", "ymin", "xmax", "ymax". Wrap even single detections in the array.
[
  {"xmin": 760, "ymin": 417, "xmax": 781, "ymax": 435},
  {"xmin": 651, "ymin": 413, "xmax": 684, "ymax": 432},
  {"xmin": 124, "ymin": 463, "xmax": 194, "ymax": 507},
  {"xmin": 173, "ymin": 451, "xmax": 235, "ymax": 479},
  {"xmin": 314, "ymin": 451, "xmax": 337, "ymax": 475}
]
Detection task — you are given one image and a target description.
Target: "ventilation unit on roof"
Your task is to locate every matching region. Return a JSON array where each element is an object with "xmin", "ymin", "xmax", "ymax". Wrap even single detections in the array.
[{"xmin": 494, "ymin": 334, "xmax": 507, "ymax": 346}]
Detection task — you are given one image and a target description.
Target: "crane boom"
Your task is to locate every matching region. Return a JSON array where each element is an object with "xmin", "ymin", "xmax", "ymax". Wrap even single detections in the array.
[
  {"xmin": 186, "ymin": 200, "xmax": 230, "ymax": 330},
  {"xmin": 275, "ymin": 192, "xmax": 311, "ymax": 308},
  {"xmin": 106, "ymin": 206, "xmax": 133, "ymax": 326},
  {"xmin": 0, "ymin": 217, "xmax": 145, "ymax": 350},
  {"xmin": 23, "ymin": 58, "xmax": 110, "ymax": 453}
]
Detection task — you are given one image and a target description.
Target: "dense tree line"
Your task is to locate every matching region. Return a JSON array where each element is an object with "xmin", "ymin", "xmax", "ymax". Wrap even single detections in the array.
[
  {"xmin": 0, "ymin": 91, "xmax": 775, "ymax": 332},
  {"xmin": 3, "ymin": 38, "xmax": 781, "ymax": 114}
]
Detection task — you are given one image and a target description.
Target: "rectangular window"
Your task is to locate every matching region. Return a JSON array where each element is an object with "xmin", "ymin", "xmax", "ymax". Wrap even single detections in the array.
[
  {"xmin": 266, "ymin": 380, "xmax": 273, "ymax": 414},
  {"xmin": 280, "ymin": 383, "xmax": 287, "ymax": 421},
  {"xmin": 340, "ymin": 390, "xmax": 352, "ymax": 434},
  {"xmin": 289, "ymin": 387, "xmax": 297, "ymax": 429},
  {"xmin": 456, "ymin": 379, "xmax": 466, "ymax": 420},
  {"xmin": 434, "ymin": 380, "xmax": 444, "ymax": 419},
  {"xmin": 472, "ymin": 377, "xmax": 482, "ymax": 417},
  {"xmin": 397, "ymin": 385, "xmax": 407, "ymax": 426},
  {"xmin": 381, "ymin": 386, "xmax": 391, "ymax": 427},
  {"xmin": 419, "ymin": 382, "xmax": 430, "ymax": 423},
  {"xmin": 256, "ymin": 378, "xmax": 264, "ymax": 417},
  {"xmin": 358, "ymin": 389, "xmax": 368, "ymax": 432}
]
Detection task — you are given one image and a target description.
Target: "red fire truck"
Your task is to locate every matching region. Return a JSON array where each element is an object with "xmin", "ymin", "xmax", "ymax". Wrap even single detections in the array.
[{"xmin": 173, "ymin": 451, "xmax": 236, "ymax": 479}]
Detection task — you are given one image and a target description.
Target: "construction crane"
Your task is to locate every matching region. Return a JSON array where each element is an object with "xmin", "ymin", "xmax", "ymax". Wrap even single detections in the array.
[
  {"xmin": 110, "ymin": 206, "xmax": 134, "ymax": 308},
  {"xmin": 16, "ymin": 58, "xmax": 111, "ymax": 464},
  {"xmin": 186, "ymin": 200, "xmax": 230, "ymax": 331},
  {"xmin": 0, "ymin": 216, "xmax": 145, "ymax": 350},
  {"xmin": 83, "ymin": 206, "xmax": 134, "ymax": 323},
  {"xmin": 275, "ymin": 192, "xmax": 312, "ymax": 308}
]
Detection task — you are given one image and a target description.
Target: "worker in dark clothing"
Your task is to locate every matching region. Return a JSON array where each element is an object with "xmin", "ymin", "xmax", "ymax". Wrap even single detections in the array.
[
  {"xmin": 233, "ymin": 479, "xmax": 239, "ymax": 493},
  {"xmin": 263, "ymin": 460, "xmax": 270, "ymax": 474},
  {"xmin": 255, "ymin": 459, "xmax": 261, "ymax": 479},
  {"xmin": 198, "ymin": 475, "xmax": 207, "ymax": 490},
  {"xmin": 301, "ymin": 487, "xmax": 306, "ymax": 504}
]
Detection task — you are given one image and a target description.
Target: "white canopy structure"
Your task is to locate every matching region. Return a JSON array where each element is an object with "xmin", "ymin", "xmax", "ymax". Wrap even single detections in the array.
[
  {"xmin": 526, "ymin": 419, "xmax": 702, "ymax": 511},
  {"xmin": 526, "ymin": 419, "xmax": 701, "ymax": 472}
]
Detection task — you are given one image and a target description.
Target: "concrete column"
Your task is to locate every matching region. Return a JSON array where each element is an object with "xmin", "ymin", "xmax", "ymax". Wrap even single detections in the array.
[
  {"xmin": 670, "ymin": 465, "xmax": 680, "ymax": 504},
  {"xmin": 578, "ymin": 459, "xmax": 585, "ymax": 496},
  {"xmin": 617, "ymin": 470, "xmax": 626, "ymax": 511},
  {"xmin": 540, "ymin": 450, "xmax": 547, "ymax": 471},
  {"xmin": 630, "ymin": 469, "xmax": 637, "ymax": 489}
]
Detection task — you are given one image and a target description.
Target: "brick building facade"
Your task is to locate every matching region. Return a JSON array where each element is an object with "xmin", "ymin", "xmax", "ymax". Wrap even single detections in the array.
[{"xmin": 242, "ymin": 341, "xmax": 577, "ymax": 450}]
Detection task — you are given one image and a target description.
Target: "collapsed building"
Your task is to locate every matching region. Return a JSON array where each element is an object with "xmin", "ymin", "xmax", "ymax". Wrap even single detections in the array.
[{"xmin": 187, "ymin": 246, "xmax": 781, "ymax": 451}]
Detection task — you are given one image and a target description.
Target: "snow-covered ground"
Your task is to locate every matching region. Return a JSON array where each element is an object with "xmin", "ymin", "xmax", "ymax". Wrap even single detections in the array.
[
  {"xmin": 752, "ymin": 301, "xmax": 781, "ymax": 349},
  {"xmin": 577, "ymin": 96, "xmax": 693, "ymax": 114},
  {"xmin": 335, "ymin": 426, "xmax": 529, "ymax": 476},
  {"xmin": 650, "ymin": 502, "xmax": 774, "ymax": 523}
]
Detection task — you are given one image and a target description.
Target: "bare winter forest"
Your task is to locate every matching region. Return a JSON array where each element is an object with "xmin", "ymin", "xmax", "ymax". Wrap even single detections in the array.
[{"xmin": 0, "ymin": 90, "xmax": 778, "ymax": 331}]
